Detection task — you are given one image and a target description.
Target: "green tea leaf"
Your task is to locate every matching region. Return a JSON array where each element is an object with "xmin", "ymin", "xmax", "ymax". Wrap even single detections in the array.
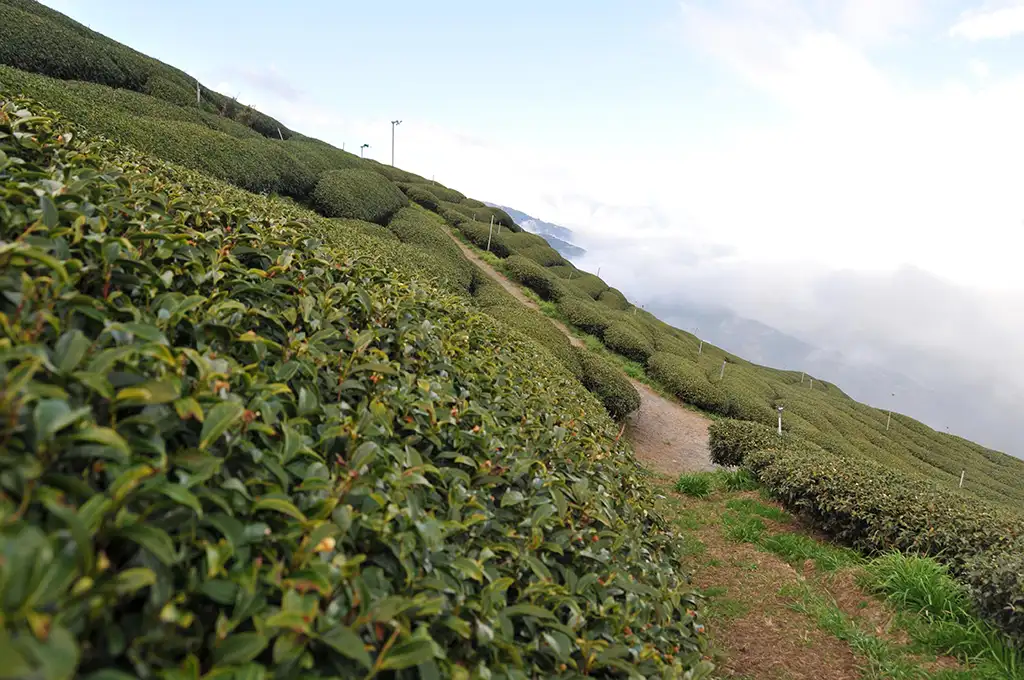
[
  {"xmin": 252, "ymin": 497, "xmax": 306, "ymax": 522},
  {"xmin": 321, "ymin": 622, "xmax": 374, "ymax": 667},
  {"xmin": 199, "ymin": 401, "xmax": 244, "ymax": 450},
  {"xmin": 119, "ymin": 524, "xmax": 177, "ymax": 565},
  {"xmin": 213, "ymin": 632, "xmax": 268, "ymax": 665}
]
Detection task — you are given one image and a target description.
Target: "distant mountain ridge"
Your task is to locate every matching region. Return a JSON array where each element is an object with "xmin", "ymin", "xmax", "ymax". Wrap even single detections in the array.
[{"xmin": 488, "ymin": 204, "xmax": 586, "ymax": 260}]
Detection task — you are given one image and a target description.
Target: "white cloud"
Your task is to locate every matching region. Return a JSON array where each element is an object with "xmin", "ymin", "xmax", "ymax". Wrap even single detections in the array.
[
  {"xmin": 969, "ymin": 57, "xmax": 991, "ymax": 78},
  {"xmin": 950, "ymin": 2, "xmax": 1024, "ymax": 40}
]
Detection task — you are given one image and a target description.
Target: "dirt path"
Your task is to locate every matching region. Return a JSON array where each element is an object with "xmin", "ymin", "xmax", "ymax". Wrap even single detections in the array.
[
  {"xmin": 442, "ymin": 227, "xmax": 715, "ymax": 474},
  {"xmin": 626, "ymin": 382, "xmax": 716, "ymax": 473}
]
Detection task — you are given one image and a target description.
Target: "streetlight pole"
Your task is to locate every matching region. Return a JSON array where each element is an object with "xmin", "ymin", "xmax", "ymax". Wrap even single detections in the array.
[
  {"xmin": 360, "ymin": 143, "xmax": 370, "ymax": 158},
  {"xmin": 391, "ymin": 120, "xmax": 402, "ymax": 166}
]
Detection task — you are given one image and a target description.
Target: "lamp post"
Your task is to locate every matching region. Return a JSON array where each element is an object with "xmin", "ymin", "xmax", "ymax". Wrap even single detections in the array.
[
  {"xmin": 391, "ymin": 120, "xmax": 402, "ymax": 166},
  {"xmin": 360, "ymin": 143, "xmax": 370, "ymax": 158}
]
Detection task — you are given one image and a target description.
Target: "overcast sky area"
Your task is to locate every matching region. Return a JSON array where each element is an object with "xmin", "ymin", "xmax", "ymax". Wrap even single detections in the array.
[{"xmin": 45, "ymin": 0, "xmax": 1024, "ymax": 454}]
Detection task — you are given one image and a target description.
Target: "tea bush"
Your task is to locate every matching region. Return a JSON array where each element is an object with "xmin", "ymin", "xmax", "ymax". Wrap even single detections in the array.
[
  {"xmin": 502, "ymin": 255, "xmax": 565, "ymax": 301},
  {"xmin": 572, "ymin": 347, "xmax": 642, "ymax": 419},
  {"xmin": 0, "ymin": 97, "xmax": 710, "ymax": 679},
  {"xmin": 398, "ymin": 183, "xmax": 440, "ymax": 211},
  {"xmin": 604, "ymin": 322, "xmax": 655, "ymax": 364},
  {"xmin": 327, "ymin": 217, "xmax": 399, "ymax": 243},
  {"xmin": 569, "ymin": 273, "xmax": 609, "ymax": 300},
  {"xmin": 598, "ymin": 288, "xmax": 630, "ymax": 311},
  {"xmin": 472, "ymin": 280, "xmax": 582, "ymax": 377},
  {"xmin": 454, "ymin": 219, "xmax": 512, "ymax": 258},
  {"xmin": 707, "ymin": 420, "xmax": 785, "ymax": 467},
  {"xmin": 519, "ymin": 244, "xmax": 565, "ymax": 268},
  {"xmin": 503, "ymin": 231, "xmax": 549, "ymax": 250},
  {"xmin": 382, "ymin": 206, "xmax": 476, "ymax": 293},
  {"xmin": 460, "ymin": 197, "xmax": 486, "ymax": 209},
  {"xmin": 965, "ymin": 540, "xmax": 1024, "ymax": 644},
  {"xmin": 556, "ymin": 297, "xmax": 612, "ymax": 337},
  {"xmin": 0, "ymin": 0, "xmax": 292, "ymax": 139},
  {"xmin": 647, "ymin": 353, "xmax": 728, "ymax": 414},
  {"xmin": 311, "ymin": 169, "xmax": 408, "ymax": 224}
]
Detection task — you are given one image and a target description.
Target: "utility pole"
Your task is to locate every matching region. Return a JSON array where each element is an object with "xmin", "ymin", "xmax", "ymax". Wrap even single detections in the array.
[
  {"xmin": 391, "ymin": 120, "xmax": 402, "ymax": 166},
  {"xmin": 360, "ymin": 143, "xmax": 370, "ymax": 158},
  {"xmin": 486, "ymin": 215, "xmax": 494, "ymax": 252}
]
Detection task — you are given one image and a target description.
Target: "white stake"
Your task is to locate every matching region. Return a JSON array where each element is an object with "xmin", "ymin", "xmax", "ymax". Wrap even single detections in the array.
[
  {"xmin": 277, "ymin": 127, "xmax": 284, "ymax": 141},
  {"xmin": 777, "ymin": 406, "xmax": 784, "ymax": 435},
  {"xmin": 698, "ymin": 339, "xmax": 703, "ymax": 355},
  {"xmin": 196, "ymin": 80, "xmax": 201, "ymax": 105},
  {"xmin": 719, "ymin": 360, "xmax": 726, "ymax": 379},
  {"xmin": 959, "ymin": 470, "xmax": 965, "ymax": 488},
  {"xmin": 800, "ymin": 372, "xmax": 805, "ymax": 383},
  {"xmin": 886, "ymin": 410, "xmax": 892, "ymax": 431},
  {"xmin": 486, "ymin": 215, "xmax": 494, "ymax": 252}
]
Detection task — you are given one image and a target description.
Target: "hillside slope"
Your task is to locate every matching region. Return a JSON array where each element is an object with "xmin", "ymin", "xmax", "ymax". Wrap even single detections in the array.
[{"xmin": 2, "ymin": 0, "xmax": 1022, "ymax": 656}]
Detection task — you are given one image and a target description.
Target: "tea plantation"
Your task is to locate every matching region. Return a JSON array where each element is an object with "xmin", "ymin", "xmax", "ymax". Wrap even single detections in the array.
[
  {"xmin": 0, "ymin": 98, "xmax": 712, "ymax": 677},
  {"xmin": 2, "ymin": 0, "xmax": 1024, "ymax": 669}
]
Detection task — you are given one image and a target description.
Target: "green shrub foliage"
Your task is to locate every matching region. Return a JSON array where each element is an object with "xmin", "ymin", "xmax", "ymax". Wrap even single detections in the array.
[
  {"xmin": 518, "ymin": 244, "xmax": 565, "ymax": 268},
  {"xmin": 707, "ymin": 416, "xmax": 1024, "ymax": 642},
  {"xmin": 568, "ymin": 273, "xmax": 609, "ymax": 300},
  {"xmin": 311, "ymin": 169, "xmax": 408, "ymax": 224},
  {"xmin": 0, "ymin": 0, "xmax": 292, "ymax": 139},
  {"xmin": 646, "ymin": 353, "xmax": 728, "ymax": 414},
  {"xmin": 556, "ymin": 298, "xmax": 612, "ymax": 337},
  {"xmin": 502, "ymin": 255, "xmax": 565, "ymax": 301},
  {"xmin": 604, "ymin": 322, "xmax": 655, "ymax": 363},
  {"xmin": 598, "ymin": 288, "xmax": 630, "ymax": 311},
  {"xmin": 708, "ymin": 420, "xmax": 785, "ymax": 467},
  {"xmin": 965, "ymin": 540, "xmax": 1024, "ymax": 644},
  {"xmin": 0, "ymin": 98, "xmax": 710, "ymax": 678},
  {"xmin": 572, "ymin": 347, "xmax": 642, "ymax": 419},
  {"xmin": 454, "ymin": 219, "xmax": 511, "ymax": 258},
  {"xmin": 383, "ymin": 206, "xmax": 476, "ymax": 293}
]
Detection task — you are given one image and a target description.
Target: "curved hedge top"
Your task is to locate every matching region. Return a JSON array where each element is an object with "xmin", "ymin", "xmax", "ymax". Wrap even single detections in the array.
[
  {"xmin": 0, "ymin": 97, "xmax": 709, "ymax": 678},
  {"xmin": 311, "ymin": 169, "xmax": 409, "ymax": 225}
]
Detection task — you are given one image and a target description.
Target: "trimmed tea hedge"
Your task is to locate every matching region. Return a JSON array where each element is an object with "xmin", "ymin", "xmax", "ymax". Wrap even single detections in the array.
[
  {"xmin": 0, "ymin": 97, "xmax": 710, "ymax": 679},
  {"xmin": 568, "ymin": 274, "xmax": 608, "ymax": 300},
  {"xmin": 455, "ymin": 219, "xmax": 511, "ymax": 258},
  {"xmin": 646, "ymin": 353, "xmax": 728, "ymax": 414},
  {"xmin": 965, "ymin": 540, "xmax": 1024, "ymax": 644},
  {"xmin": 383, "ymin": 206, "xmax": 476, "ymax": 293},
  {"xmin": 709, "ymin": 420, "xmax": 1024, "ymax": 643},
  {"xmin": 518, "ymin": 244, "xmax": 565, "ymax": 268},
  {"xmin": 473, "ymin": 279, "xmax": 582, "ymax": 377},
  {"xmin": 327, "ymin": 217, "xmax": 399, "ymax": 243},
  {"xmin": 502, "ymin": 255, "xmax": 565, "ymax": 301},
  {"xmin": 311, "ymin": 169, "xmax": 408, "ymax": 224},
  {"xmin": 556, "ymin": 297, "xmax": 612, "ymax": 337},
  {"xmin": 598, "ymin": 288, "xmax": 630, "ymax": 311},
  {"xmin": 572, "ymin": 347, "xmax": 642, "ymax": 419},
  {"xmin": 0, "ymin": 0, "xmax": 292, "ymax": 139},
  {"xmin": 604, "ymin": 322, "xmax": 655, "ymax": 364}
]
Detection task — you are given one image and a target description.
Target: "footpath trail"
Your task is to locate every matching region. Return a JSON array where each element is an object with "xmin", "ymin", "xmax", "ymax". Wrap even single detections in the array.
[
  {"xmin": 442, "ymin": 227, "xmax": 716, "ymax": 474},
  {"xmin": 444, "ymin": 226, "xmax": 981, "ymax": 679}
]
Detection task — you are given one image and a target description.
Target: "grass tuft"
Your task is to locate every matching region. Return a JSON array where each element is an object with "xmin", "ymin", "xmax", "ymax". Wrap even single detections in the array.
[{"xmin": 675, "ymin": 472, "xmax": 715, "ymax": 498}]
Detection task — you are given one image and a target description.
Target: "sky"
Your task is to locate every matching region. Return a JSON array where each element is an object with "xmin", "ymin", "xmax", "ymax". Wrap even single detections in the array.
[{"xmin": 44, "ymin": 0, "xmax": 1024, "ymax": 451}]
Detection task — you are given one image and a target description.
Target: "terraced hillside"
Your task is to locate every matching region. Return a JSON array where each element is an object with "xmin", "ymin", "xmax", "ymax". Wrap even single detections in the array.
[{"xmin": 2, "ymin": 0, "xmax": 1023, "ymax": 673}]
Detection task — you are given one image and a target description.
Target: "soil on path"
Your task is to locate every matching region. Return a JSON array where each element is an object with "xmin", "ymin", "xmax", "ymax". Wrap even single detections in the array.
[{"xmin": 442, "ymin": 227, "xmax": 716, "ymax": 474}]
